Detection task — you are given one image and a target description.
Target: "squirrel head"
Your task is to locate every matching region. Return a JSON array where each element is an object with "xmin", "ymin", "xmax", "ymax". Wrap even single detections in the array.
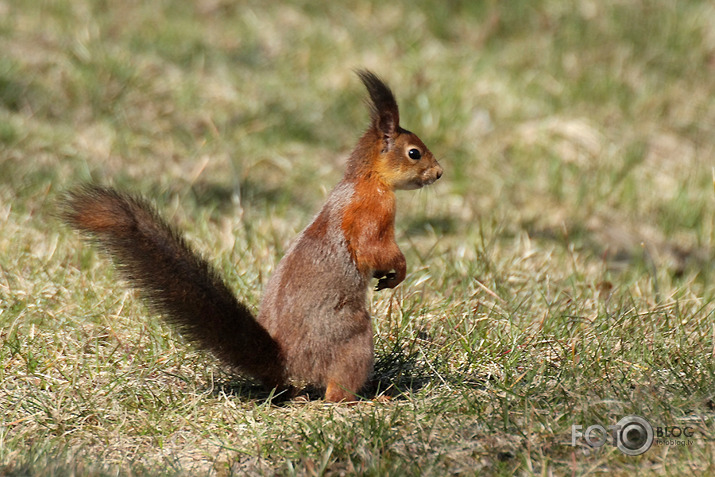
[{"xmin": 350, "ymin": 70, "xmax": 443, "ymax": 190}]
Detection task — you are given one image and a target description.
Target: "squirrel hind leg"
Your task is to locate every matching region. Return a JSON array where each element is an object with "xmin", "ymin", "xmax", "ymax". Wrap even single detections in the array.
[
  {"xmin": 323, "ymin": 326, "xmax": 374, "ymax": 403},
  {"xmin": 325, "ymin": 381, "xmax": 359, "ymax": 403}
]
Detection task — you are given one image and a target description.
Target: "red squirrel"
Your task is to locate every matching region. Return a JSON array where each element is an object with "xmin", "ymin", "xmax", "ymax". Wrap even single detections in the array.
[{"xmin": 62, "ymin": 70, "xmax": 443, "ymax": 402}]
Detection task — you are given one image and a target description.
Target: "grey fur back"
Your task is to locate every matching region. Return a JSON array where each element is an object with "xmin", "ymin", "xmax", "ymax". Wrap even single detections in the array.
[{"xmin": 258, "ymin": 181, "xmax": 372, "ymax": 383}]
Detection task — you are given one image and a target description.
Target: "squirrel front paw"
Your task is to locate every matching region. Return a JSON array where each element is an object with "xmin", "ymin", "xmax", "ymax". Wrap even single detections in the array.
[{"xmin": 375, "ymin": 272, "xmax": 398, "ymax": 290}]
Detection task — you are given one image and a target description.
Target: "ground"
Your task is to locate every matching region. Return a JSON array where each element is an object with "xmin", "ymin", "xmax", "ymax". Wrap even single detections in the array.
[{"xmin": 1, "ymin": 0, "xmax": 714, "ymax": 475}]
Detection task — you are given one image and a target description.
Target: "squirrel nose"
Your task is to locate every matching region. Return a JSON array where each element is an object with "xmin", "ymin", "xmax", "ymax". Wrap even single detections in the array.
[{"xmin": 434, "ymin": 164, "xmax": 443, "ymax": 180}]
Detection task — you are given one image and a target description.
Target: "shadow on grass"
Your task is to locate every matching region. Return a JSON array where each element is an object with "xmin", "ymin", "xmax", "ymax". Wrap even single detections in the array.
[{"xmin": 206, "ymin": 343, "xmax": 442, "ymax": 405}]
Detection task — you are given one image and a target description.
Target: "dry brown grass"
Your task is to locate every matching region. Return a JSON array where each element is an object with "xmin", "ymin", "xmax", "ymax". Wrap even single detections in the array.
[{"xmin": 1, "ymin": 0, "xmax": 714, "ymax": 475}]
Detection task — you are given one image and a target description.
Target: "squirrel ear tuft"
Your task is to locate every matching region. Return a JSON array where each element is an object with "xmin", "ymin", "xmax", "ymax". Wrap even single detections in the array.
[{"xmin": 356, "ymin": 69, "xmax": 400, "ymax": 137}]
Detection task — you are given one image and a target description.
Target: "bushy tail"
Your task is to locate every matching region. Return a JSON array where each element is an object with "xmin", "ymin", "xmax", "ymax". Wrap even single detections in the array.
[{"xmin": 61, "ymin": 185, "xmax": 285, "ymax": 388}]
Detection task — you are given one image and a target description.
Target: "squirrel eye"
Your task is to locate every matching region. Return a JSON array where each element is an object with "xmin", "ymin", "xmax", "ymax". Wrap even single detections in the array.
[{"xmin": 407, "ymin": 148, "xmax": 422, "ymax": 160}]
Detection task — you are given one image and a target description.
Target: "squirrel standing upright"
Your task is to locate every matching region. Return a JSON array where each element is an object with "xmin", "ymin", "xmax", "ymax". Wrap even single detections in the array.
[{"xmin": 62, "ymin": 70, "xmax": 443, "ymax": 402}]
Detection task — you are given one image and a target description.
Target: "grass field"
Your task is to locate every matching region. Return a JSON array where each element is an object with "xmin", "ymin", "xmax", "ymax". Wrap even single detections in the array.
[{"xmin": 1, "ymin": 0, "xmax": 714, "ymax": 475}]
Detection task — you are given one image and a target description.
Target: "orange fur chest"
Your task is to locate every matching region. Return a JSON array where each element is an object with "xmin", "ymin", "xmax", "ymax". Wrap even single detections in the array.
[{"xmin": 340, "ymin": 177, "xmax": 396, "ymax": 275}]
